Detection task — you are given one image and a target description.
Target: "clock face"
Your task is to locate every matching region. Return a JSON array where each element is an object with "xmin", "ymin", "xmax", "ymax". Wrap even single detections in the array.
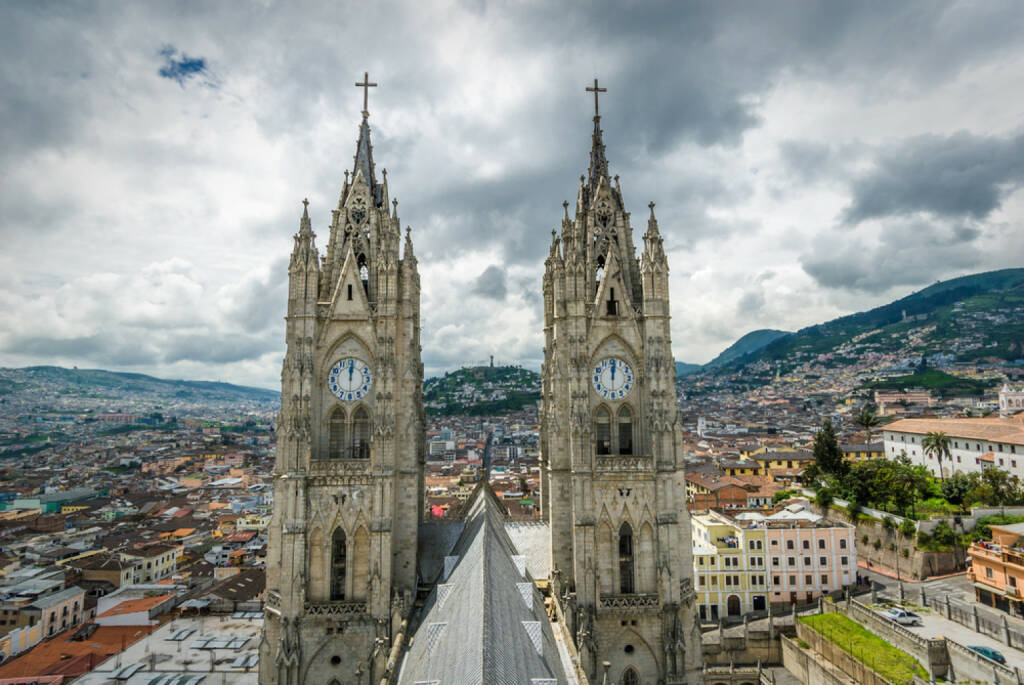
[
  {"xmin": 328, "ymin": 358, "xmax": 373, "ymax": 401},
  {"xmin": 592, "ymin": 357, "xmax": 633, "ymax": 400}
]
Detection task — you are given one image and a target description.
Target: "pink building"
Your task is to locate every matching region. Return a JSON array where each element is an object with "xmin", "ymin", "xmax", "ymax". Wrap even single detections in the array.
[{"xmin": 763, "ymin": 505, "xmax": 857, "ymax": 606}]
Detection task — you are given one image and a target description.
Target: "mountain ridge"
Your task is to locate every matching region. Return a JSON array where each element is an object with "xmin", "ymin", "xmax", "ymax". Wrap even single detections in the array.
[{"xmin": 698, "ymin": 268, "xmax": 1024, "ymax": 380}]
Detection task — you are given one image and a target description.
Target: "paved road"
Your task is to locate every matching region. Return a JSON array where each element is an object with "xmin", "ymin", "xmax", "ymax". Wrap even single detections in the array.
[
  {"xmin": 857, "ymin": 569, "xmax": 1024, "ymax": 672},
  {"xmin": 909, "ymin": 610, "xmax": 1024, "ymax": 673}
]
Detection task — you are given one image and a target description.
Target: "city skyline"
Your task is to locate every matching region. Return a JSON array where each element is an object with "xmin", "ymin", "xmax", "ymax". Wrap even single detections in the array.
[{"xmin": 2, "ymin": 2, "xmax": 1023, "ymax": 388}]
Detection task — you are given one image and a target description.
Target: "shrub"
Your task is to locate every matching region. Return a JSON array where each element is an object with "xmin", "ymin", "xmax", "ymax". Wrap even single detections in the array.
[
  {"xmin": 873, "ymin": 539, "xmax": 882, "ymax": 550},
  {"xmin": 862, "ymin": 534, "xmax": 869, "ymax": 544},
  {"xmin": 901, "ymin": 548, "xmax": 910, "ymax": 558}
]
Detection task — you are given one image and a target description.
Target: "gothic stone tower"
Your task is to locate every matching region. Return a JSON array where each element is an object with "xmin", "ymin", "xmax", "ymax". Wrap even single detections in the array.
[
  {"xmin": 541, "ymin": 81, "xmax": 702, "ymax": 685},
  {"xmin": 259, "ymin": 78, "xmax": 425, "ymax": 685}
]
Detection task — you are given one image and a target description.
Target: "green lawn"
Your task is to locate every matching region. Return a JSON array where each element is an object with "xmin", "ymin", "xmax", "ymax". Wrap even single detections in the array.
[{"xmin": 798, "ymin": 613, "xmax": 928, "ymax": 685}]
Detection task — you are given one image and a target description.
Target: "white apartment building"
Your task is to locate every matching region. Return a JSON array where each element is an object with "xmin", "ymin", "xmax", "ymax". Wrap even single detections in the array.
[{"xmin": 883, "ymin": 416, "xmax": 1024, "ymax": 478}]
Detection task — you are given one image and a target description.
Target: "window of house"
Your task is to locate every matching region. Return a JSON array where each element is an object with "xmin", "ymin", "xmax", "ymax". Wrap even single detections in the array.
[
  {"xmin": 787, "ymin": 540, "xmax": 794, "ymax": 550},
  {"xmin": 839, "ymin": 539, "xmax": 847, "ymax": 549},
  {"xmin": 699, "ymin": 576, "xmax": 705, "ymax": 586},
  {"xmin": 986, "ymin": 567, "xmax": 994, "ymax": 579},
  {"xmin": 711, "ymin": 576, "xmax": 718, "ymax": 586},
  {"xmin": 804, "ymin": 557, "xmax": 811, "ymax": 566},
  {"xmin": 805, "ymin": 575, "xmax": 812, "ymax": 584},
  {"xmin": 820, "ymin": 557, "xmax": 827, "ymax": 566},
  {"xmin": 788, "ymin": 557, "xmax": 795, "ymax": 566},
  {"xmin": 821, "ymin": 574, "xmax": 828, "ymax": 584},
  {"xmin": 818, "ymin": 539, "xmax": 825, "ymax": 549},
  {"xmin": 773, "ymin": 575, "xmax": 780, "ymax": 585},
  {"xmin": 772, "ymin": 557, "xmax": 779, "ymax": 566},
  {"xmin": 840, "ymin": 556, "xmax": 848, "ymax": 566},
  {"xmin": 789, "ymin": 575, "xmax": 796, "ymax": 585},
  {"xmin": 771, "ymin": 540, "xmax": 779, "ymax": 546},
  {"xmin": 802, "ymin": 540, "xmax": 810, "ymax": 550}
]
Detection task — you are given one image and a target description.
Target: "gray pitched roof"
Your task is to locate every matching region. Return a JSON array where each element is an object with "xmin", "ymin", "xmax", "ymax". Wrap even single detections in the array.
[{"xmin": 398, "ymin": 486, "xmax": 568, "ymax": 685}]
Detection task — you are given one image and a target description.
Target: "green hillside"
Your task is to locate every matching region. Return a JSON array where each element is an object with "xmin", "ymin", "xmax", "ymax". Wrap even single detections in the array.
[
  {"xmin": 705, "ymin": 329, "xmax": 791, "ymax": 368},
  {"xmin": 0, "ymin": 366, "xmax": 279, "ymax": 402},
  {"xmin": 675, "ymin": 362, "xmax": 702, "ymax": 378},
  {"xmin": 424, "ymin": 365, "xmax": 540, "ymax": 416},
  {"xmin": 716, "ymin": 268, "xmax": 1024, "ymax": 374},
  {"xmin": 864, "ymin": 369, "xmax": 991, "ymax": 397}
]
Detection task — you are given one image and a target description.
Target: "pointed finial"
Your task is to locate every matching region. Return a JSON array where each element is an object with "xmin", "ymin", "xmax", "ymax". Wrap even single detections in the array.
[
  {"xmin": 392, "ymin": 198, "xmax": 399, "ymax": 219},
  {"xmin": 580, "ymin": 174, "xmax": 585, "ymax": 184},
  {"xmin": 382, "ymin": 168, "xmax": 387, "ymax": 181},
  {"xmin": 344, "ymin": 170, "xmax": 349, "ymax": 183},
  {"xmin": 552, "ymin": 228, "xmax": 557, "ymax": 239},
  {"xmin": 302, "ymin": 198, "xmax": 309, "ymax": 212},
  {"xmin": 648, "ymin": 201, "xmax": 655, "ymax": 215}
]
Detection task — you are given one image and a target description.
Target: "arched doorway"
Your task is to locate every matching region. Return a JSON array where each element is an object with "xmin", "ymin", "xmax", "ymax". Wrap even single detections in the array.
[
  {"xmin": 621, "ymin": 667, "xmax": 639, "ymax": 685},
  {"xmin": 727, "ymin": 594, "xmax": 741, "ymax": 616}
]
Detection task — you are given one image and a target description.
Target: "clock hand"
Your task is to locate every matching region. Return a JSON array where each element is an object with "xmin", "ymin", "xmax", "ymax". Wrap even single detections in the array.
[{"xmin": 610, "ymin": 361, "xmax": 615, "ymax": 383}]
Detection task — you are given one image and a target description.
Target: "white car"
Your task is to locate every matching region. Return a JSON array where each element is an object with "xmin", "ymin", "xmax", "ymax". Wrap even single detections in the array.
[{"xmin": 880, "ymin": 607, "xmax": 922, "ymax": 626}]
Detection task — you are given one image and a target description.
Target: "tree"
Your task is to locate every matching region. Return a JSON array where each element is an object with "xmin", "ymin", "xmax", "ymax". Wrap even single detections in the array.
[
  {"xmin": 940, "ymin": 472, "xmax": 973, "ymax": 508},
  {"xmin": 854, "ymin": 404, "xmax": 882, "ymax": 445},
  {"xmin": 812, "ymin": 418, "xmax": 846, "ymax": 477},
  {"xmin": 816, "ymin": 487, "xmax": 834, "ymax": 517},
  {"xmin": 922, "ymin": 431, "xmax": 952, "ymax": 481}
]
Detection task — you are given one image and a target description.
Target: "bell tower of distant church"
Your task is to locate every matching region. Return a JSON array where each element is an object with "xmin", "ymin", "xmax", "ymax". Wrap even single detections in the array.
[
  {"xmin": 259, "ymin": 74, "xmax": 425, "ymax": 685},
  {"xmin": 541, "ymin": 80, "xmax": 702, "ymax": 684}
]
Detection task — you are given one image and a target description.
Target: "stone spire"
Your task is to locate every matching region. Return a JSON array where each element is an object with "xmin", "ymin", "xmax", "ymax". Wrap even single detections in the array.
[
  {"xmin": 291, "ymin": 198, "xmax": 318, "ymax": 268},
  {"xmin": 353, "ymin": 112, "xmax": 381, "ymax": 205},
  {"xmin": 585, "ymin": 78, "xmax": 611, "ymax": 203}
]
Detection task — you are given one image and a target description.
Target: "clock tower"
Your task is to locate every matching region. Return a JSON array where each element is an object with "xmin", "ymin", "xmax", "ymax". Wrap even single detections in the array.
[
  {"xmin": 259, "ymin": 74, "xmax": 425, "ymax": 685},
  {"xmin": 541, "ymin": 81, "xmax": 702, "ymax": 684}
]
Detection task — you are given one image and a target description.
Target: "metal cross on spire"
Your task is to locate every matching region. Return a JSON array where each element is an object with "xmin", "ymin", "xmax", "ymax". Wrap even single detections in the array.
[
  {"xmin": 355, "ymin": 71, "xmax": 378, "ymax": 113},
  {"xmin": 586, "ymin": 78, "xmax": 607, "ymax": 118}
]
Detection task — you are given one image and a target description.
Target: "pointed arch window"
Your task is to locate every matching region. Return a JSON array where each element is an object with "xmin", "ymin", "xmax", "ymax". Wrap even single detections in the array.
[
  {"xmin": 330, "ymin": 528, "xmax": 347, "ymax": 600},
  {"xmin": 329, "ymin": 408, "xmax": 347, "ymax": 459},
  {"xmin": 594, "ymin": 407, "xmax": 611, "ymax": 456},
  {"xmin": 357, "ymin": 254, "xmax": 369, "ymax": 295},
  {"xmin": 619, "ymin": 522, "xmax": 635, "ymax": 594},
  {"xmin": 622, "ymin": 668, "xmax": 639, "ymax": 685},
  {"xmin": 352, "ymin": 407, "xmax": 370, "ymax": 459},
  {"xmin": 617, "ymin": 406, "xmax": 633, "ymax": 455},
  {"xmin": 606, "ymin": 287, "xmax": 618, "ymax": 316},
  {"xmin": 595, "ymin": 254, "xmax": 605, "ymax": 293}
]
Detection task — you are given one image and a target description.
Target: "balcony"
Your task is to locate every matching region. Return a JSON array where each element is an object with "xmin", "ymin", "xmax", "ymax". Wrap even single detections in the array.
[
  {"xmin": 599, "ymin": 593, "xmax": 659, "ymax": 613},
  {"xmin": 595, "ymin": 455, "xmax": 654, "ymax": 473},
  {"xmin": 304, "ymin": 601, "xmax": 368, "ymax": 617},
  {"xmin": 308, "ymin": 458, "xmax": 372, "ymax": 477}
]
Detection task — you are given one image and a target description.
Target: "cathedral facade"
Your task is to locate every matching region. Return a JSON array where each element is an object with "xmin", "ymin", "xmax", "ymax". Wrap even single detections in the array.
[
  {"xmin": 258, "ymin": 82, "xmax": 425, "ymax": 685},
  {"xmin": 259, "ymin": 78, "xmax": 700, "ymax": 685},
  {"xmin": 540, "ymin": 83, "xmax": 702, "ymax": 684}
]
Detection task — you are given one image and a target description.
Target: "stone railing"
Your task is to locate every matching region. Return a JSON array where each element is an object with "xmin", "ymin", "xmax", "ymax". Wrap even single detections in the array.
[
  {"xmin": 304, "ymin": 601, "xmax": 368, "ymax": 617},
  {"xmin": 309, "ymin": 459, "xmax": 372, "ymax": 476},
  {"xmin": 595, "ymin": 455, "xmax": 654, "ymax": 472},
  {"xmin": 599, "ymin": 593, "xmax": 659, "ymax": 613}
]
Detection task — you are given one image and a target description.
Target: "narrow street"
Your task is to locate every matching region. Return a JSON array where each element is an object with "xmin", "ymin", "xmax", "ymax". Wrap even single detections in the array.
[{"xmin": 858, "ymin": 567, "xmax": 1024, "ymax": 672}]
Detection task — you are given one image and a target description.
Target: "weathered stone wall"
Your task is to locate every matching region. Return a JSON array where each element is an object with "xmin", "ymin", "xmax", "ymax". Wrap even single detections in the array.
[{"xmin": 786, "ymin": 629, "xmax": 882, "ymax": 685}]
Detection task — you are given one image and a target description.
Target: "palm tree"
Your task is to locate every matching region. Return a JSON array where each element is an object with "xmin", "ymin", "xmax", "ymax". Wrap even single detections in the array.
[
  {"xmin": 854, "ymin": 404, "xmax": 882, "ymax": 446},
  {"xmin": 923, "ymin": 431, "xmax": 953, "ymax": 481}
]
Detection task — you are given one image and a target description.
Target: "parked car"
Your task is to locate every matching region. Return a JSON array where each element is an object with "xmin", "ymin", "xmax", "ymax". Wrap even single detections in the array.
[
  {"xmin": 968, "ymin": 645, "xmax": 1006, "ymax": 664},
  {"xmin": 880, "ymin": 607, "xmax": 922, "ymax": 626}
]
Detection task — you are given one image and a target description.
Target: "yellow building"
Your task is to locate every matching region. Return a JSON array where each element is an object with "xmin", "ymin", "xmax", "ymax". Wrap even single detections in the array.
[
  {"xmin": 840, "ymin": 442, "xmax": 883, "ymax": 462},
  {"xmin": 692, "ymin": 511, "xmax": 768, "ymax": 621},
  {"xmin": 120, "ymin": 544, "xmax": 179, "ymax": 583}
]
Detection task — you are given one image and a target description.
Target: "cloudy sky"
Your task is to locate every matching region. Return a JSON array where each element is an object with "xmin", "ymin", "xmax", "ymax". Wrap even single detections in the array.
[{"xmin": 2, "ymin": 1, "xmax": 1023, "ymax": 389}]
